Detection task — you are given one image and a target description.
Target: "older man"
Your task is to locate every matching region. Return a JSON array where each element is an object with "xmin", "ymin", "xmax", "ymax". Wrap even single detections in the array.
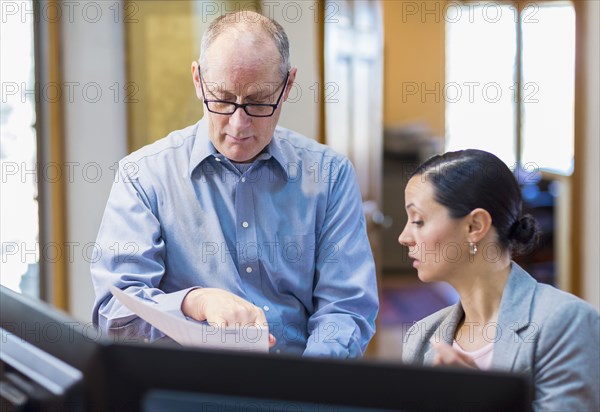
[{"xmin": 91, "ymin": 11, "xmax": 378, "ymax": 358}]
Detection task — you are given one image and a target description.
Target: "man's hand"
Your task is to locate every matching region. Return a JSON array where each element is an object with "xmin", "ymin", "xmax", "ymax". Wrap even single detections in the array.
[
  {"xmin": 431, "ymin": 341, "xmax": 478, "ymax": 369},
  {"xmin": 182, "ymin": 288, "xmax": 276, "ymax": 347}
]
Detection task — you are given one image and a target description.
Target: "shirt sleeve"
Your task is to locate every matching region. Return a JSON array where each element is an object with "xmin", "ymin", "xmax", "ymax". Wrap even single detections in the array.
[
  {"xmin": 90, "ymin": 159, "xmax": 194, "ymax": 341},
  {"xmin": 303, "ymin": 157, "xmax": 379, "ymax": 358}
]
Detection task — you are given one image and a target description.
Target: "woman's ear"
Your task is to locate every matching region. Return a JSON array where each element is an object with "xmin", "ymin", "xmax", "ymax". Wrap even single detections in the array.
[{"xmin": 467, "ymin": 208, "xmax": 492, "ymax": 242}]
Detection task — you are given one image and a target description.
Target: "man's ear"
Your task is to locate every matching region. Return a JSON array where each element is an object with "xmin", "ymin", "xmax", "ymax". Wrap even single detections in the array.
[
  {"xmin": 191, "ymin": 61, "xmax": 202, "ymax": 100},
  {"xmin": 467, "ymin": 208, "xmax": 493, "ymax": 243},
  {"xmin": 283, "ymin": 67, "xmax": 298, "ymax": 101}
]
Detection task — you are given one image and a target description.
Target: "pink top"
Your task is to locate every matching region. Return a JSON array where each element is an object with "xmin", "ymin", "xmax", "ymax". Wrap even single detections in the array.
[{"xmin": 452, "ymin": 340, "xmax": 495, "ymax": 370}]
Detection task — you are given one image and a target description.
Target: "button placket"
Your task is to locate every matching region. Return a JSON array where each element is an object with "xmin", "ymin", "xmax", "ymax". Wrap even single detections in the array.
[{"xmin": 234, "ymin": 165, "xmax": 260, "ymax": 285}]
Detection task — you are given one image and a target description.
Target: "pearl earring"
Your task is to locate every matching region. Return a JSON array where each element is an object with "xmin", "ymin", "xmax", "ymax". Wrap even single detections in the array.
[{"xmin": 469, "ymin": 242, "xmax": 478, "ymax": 255}]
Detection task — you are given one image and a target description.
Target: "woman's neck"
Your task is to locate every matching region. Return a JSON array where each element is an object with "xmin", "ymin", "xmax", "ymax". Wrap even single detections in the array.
[{"xmin": 452, "ymin": 258, "xmax": 512, "ymax": 325}]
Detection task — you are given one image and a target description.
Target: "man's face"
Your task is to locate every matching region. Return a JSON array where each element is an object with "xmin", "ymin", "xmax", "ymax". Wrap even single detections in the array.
[{"xmin": 192, "ymin": 32, "xmax": 296, "ymax": 163}]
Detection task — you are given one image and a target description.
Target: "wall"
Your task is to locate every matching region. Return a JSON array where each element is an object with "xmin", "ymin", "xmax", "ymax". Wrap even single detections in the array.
[
  {"xmin": 582, "ymin": 0, "xmax": 599, "ymax": 309},
  {"xmin": 267, "ymin": 0, "xmax": 319, "ymax": 140},
  {"xmin": 127, "ymin": 1, "xmax": 202, "ymax": 151},
  {"xmin": 382, "ymin": 1, "xmax": 445, "ymax": 135},
  {"xmin": 61, "ymin": 2, "xmax": 128, "ymax": 321}
]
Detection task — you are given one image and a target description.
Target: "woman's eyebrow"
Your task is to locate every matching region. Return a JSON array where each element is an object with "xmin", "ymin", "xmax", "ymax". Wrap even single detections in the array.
[{"xmin": 405, "ymin": 203, "xmax": 424, "ymax": 213}]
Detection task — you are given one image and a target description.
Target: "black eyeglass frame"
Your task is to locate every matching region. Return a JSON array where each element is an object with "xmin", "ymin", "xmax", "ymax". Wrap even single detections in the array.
[{"xmin": 199, "ymin": 69, "xmax": 290, "ymax": 118}]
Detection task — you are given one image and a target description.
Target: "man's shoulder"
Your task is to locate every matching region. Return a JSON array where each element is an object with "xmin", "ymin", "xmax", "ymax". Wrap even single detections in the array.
[
  {"xmin": 273, "ymin": 125, "xmax": 345, "ymax": 163},
  {"xmin": 122, "ymin": 122, "xmax": 198, "ymax": 167}
]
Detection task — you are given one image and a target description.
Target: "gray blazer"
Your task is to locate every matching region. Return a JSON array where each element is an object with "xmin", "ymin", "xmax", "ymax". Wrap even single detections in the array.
[{"xmin": 402, "ymin": 262, "xmax": 600, "ymax": 412}]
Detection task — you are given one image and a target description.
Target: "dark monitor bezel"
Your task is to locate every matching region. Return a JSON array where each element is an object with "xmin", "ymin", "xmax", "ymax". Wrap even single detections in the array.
[
  {"xmin": 0, "ymin": 285, "xmax": 107, "ymax": 410},
  {"xmin": 102, "ymin": 340, "xmax": 532, "ymax": 412},
  {"xmin": 1, "ymin": 286, "xmax": 532, "ymax": 411}
]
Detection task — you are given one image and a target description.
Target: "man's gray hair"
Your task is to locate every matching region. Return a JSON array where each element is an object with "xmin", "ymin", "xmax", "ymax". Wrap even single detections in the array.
[{"xmin": 200, "ymin": 11, "xmax": 290, "ymax": 79}]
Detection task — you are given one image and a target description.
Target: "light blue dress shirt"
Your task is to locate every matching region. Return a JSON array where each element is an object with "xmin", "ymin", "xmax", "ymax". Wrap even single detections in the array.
[{"xmin": 91, "ymin": 118, "xmax": 379, "ymax": 357}]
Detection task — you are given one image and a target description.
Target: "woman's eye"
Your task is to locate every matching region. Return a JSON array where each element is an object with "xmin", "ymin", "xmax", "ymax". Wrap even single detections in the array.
[{"xmin": 411, "ymin": 220, "xmax": 424, "ymax": 226}]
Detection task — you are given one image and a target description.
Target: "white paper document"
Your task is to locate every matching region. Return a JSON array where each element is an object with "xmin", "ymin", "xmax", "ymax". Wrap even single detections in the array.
[{"xmin": 109, "ymin": 286, "xmax": 269, "ymax": 353}]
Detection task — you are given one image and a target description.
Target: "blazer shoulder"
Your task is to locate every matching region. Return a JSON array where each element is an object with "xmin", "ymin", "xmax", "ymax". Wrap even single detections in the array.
[
  {"xmin": 402, "ymin": 305, "xmax": 456, "ymax": 364},
  {"xmin": 412, "ymin": 305, "xmax": 456, "ymax": 332},
  {"xmin": 531, "ymin": 283, "xmax": 600, "ymax": 324}
]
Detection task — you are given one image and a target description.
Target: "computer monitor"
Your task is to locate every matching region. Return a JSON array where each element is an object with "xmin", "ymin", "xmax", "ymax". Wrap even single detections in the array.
[
  {"xmin": 0, "ymin": 285, "xmax": 104, "ymax": 410},
  {"xmin": 1, "ymin": 286, "xmax": 532, "ymax": 411},
  {"xmin": 102, "ymin": 342, "xmax": 532, "ymax": 412}
]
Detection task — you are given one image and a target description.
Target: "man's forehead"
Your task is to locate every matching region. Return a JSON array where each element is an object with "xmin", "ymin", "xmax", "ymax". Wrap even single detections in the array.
[
  {"xmin": 203, "ymin": 64, "xmax": 282, "ymax": 96},
  {"xmin": 201, "ymin": 29, "xmax": 283, "ymax": 96},
  {"xmin": 204, "ymin": 54, "xmax": 279, "ymax": 75},
  {"xmin": 203, "ymin": 29, "xmax": 280, "ymax": 70},
  {"xmin": 203, "ymin": 72, "xmax": 282, "ymax": 96}
]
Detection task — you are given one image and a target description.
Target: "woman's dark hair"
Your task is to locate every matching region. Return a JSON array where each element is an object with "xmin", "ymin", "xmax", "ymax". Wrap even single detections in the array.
[{"xmin": 411, "ymin": 149, "xmax": 539, "ymax": 255}]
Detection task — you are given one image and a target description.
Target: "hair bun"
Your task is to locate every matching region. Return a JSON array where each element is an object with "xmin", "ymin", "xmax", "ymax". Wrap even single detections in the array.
[{"xmin": 509, "ymin": 214, "xmax": 540, "ymax": 255}]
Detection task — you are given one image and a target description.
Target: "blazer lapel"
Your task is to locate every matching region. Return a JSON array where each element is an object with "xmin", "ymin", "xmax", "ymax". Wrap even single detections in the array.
[
  {"xmin": 423, "ymin": 302, "xmax": 465, "ymax": 365},
  {"xmin": 492, "ymin": 262, "xmax": 537, "ymax": 371}
]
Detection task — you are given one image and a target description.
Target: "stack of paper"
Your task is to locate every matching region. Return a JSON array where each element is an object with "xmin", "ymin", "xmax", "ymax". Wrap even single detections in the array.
[{"xmin": 109, "ymin": 286, "xmax": 268, "ymax": 353}]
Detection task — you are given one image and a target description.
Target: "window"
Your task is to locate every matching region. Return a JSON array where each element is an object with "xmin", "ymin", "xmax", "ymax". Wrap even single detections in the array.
[
  {"xmin": 1, "ymin": 0, "xmax": 39, "ymax": 297},
  {"xmin": 446, "ymin": 2, "xmax": 575, "ymax": 175},
  {"xmin": 520, "ymin": 5, "xmax": 575, "ymax": 174}
]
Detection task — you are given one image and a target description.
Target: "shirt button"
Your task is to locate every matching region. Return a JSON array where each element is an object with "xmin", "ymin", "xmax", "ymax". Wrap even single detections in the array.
[
  {"xmin": 246, "ymin": 266, "xmax": 253, "ymax": 273},
  {"xmin": 242, "ymin": 221, "xmax": 249, "ymax": 228},
  {"xmin": 276, "ymin": 349, "xmax": 281, "ymax": 354},
  {"xmin": 214, "ymin": 156, "xmax": 221, "ymax": 162},
  {"xmin": 263, "ymin": 305, "xmax": 269, "ymax": 312},
  {"xmin": 241, "ymin": 176, "xmax": 246, "ymax": 183}
]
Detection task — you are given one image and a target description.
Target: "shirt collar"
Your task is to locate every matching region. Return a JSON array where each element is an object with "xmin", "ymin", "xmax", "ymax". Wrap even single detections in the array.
[
  {"xmin": 263, "ymin": 127, "xmax": 291, "ymax": 177},
  {"xmin": 189, "ymin": 117, "xmax": 217, "ymax": 177},
  {"xmin": 189, "ymin": 119, "xmax": 291, "ymax": 178}
]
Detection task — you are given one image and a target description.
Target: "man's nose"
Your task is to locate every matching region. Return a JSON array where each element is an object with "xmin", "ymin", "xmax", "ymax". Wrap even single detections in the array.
[{"xmin": 228, "ymin": 106, "xmax": 252, "ymax": 130}]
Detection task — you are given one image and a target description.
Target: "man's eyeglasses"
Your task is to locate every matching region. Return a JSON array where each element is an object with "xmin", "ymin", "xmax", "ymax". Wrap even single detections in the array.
[{"xmin": 199, "ymin": 70, "xmax": 290, "ymax": 118}]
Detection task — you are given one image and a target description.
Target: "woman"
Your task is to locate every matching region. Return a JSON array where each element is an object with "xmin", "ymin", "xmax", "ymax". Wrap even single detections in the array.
[{"xmin": 400, "ymin": 149, "xmax": 599, "ymax": 411}]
